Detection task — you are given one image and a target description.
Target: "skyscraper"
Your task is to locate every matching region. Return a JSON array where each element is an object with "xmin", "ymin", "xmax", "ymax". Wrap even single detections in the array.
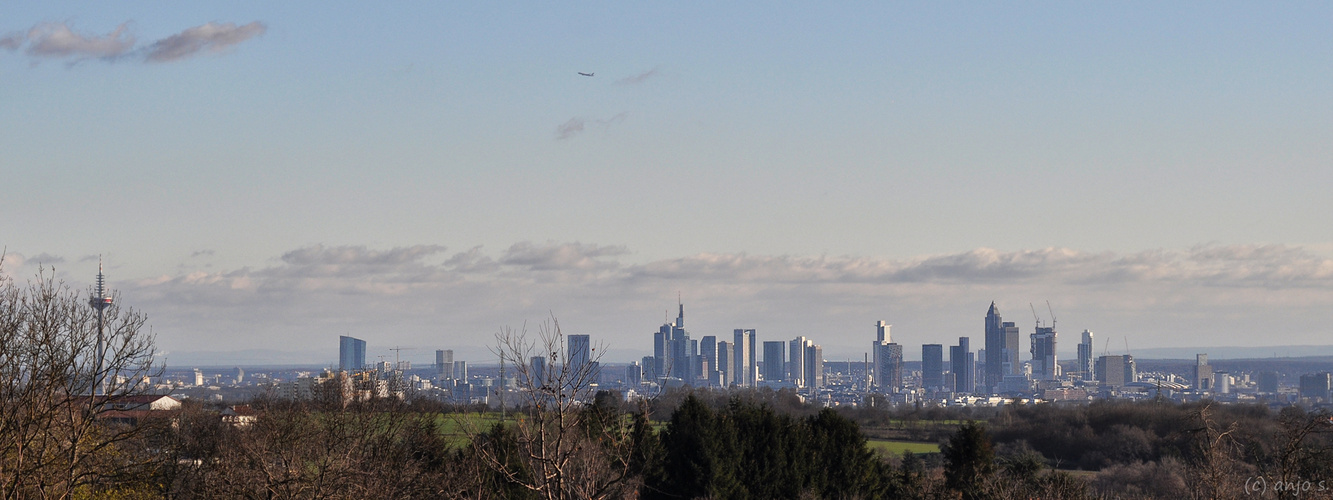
[
  {"xmin": 733, "ymin": 329, "xmax": 756, "ymax": 387},
  {"xmin": 984, "ymin": 302, "xmax": 1020, "ymax": 391},
  {"xmin": 1030, "ymin": 325, "xmax": 1058, "ymax": 381},
  {"xmin": 700, "ymin": 335, "xmax": 718, "ymax": 386},
  {"xmin": 789, "ymin": 336, "xmax": 808, "ymax": 388},
  {"xmin": 569, "ymin": 334, "xmax": 591, "ymax": 370},
  {"xmin": 339, "ymin": 335, "xmax": 366, "ymax": 372},
  {"xmin": 1193, "ymin": 354, "xmax": 1212, "ymax": 391},
  {"xmin": 922, "ymin": 344, "xmax": 944, "ymax": 390},
  {"xmin": 530, "ymin": 356, "xmax": 547, "ymax": 384},
  {"xmin": 876, "ymin": 343, "xmax": 903, "ymax": 392},
  {"xmin": 1077, "ymin": 330, "xmax": 1095, "ymax": 381},
  {"xmin": 804, "ymin": 343, "xmax": 823, "ymax": 392},
  {"xmin": 871, "ymin": 321, "xmax": 891, "ymax": 391},
  {"xmin": 762, "ymin": 341, "xmax": 785, "ymax": 382},
  {"xmin": 436, "ymin": 349, "xmax": 454, "ymax": 380},
  {"xmin": 950, "ymin": 337, "xmax": 975, "ymax": 393},
  {"xmin": 717, "ymin": 340, "xmax": 732, "ymax": 387}
]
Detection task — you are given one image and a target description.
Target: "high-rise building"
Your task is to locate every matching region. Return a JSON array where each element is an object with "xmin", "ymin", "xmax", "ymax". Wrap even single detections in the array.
[
  {"xmin": 656, "ymin": 301, "xmax": 691, "ymax": 382},
  {"xmin": 789, "ymin": 337, "xmax": 808, "ymax": 388},
  {"xmin": 700, "ymin": 335, "xmax": 718, "ymax": 386},
  {"xmin": 922, "ymin": 344, "xmax": 944, "ymax": 390},
  {"xmin": 1258, "ymin": 372, "xmax": 1280, "ymax": 393},
  {"xmin": 339, "ymin": 335, "xmax": 366, "ymax": 372},
  {"xmin": 1193, "ymin": 354, "xmax": 1213, "ymax": 391},
  {"xmin": 1096, "ymin": 355, "xmax": 1135, "ymax": 388},
  {"xmin": 530, "ymin": 356, "xmax": 547, "ymax": 384},
  {"xmin": 1299, "ymin": 373, "xmax": 1332, "ymax": 400},
  {"xmin": 1077, "ymin": 330, "xmax": 1095, "ymax": 381},
  {"xmin": 871, "ymin": 321, "xmax": 891, "ymax": 391},
  {"xmin": 627, "ymin": 362, "xmax": 642, "ymax": 387},
  {"xmin": 984, "ymin": 303, "xmax": 1020, "ymax": 391},
  {"xmin": 569, "ymin": 335, "xmax": 591, "ymax": 371},
  {"xmin": 950, "ymin": 337, "xmax": 975, "ymax": 393},
  {"xmin": 762, "ymin": 341, "xmax": 785, "ymax": 382},
  {"xmin": 1030, "ymin": 325, "xmax": 1058, "ymax": 381},
  {"xmin": 733, "ymin": 329, "xmax": 756, "ymax": 387},
  {"xmin": 436, "ymin": 349, "xmax": 454, "ymax": 380},
  {"xmin": 717, "ymin": 340, "xmax": 732, "ymax": 387},
  {"xmin": 455, "ymin": 361, "xmax": 468, "ymax": 381},
  {"xmin": 875, "ymin": 343, "xmax": 903, "ymax": 392},
  {"xmin": 804, "ymin": 343, "xmax": 823, "ymax": 391}
]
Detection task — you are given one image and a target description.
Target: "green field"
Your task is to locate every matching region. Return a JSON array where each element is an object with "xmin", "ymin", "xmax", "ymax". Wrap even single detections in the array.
[{"xmin": 866, "ymin": 439, "xmax": 940, "ymax": 455}]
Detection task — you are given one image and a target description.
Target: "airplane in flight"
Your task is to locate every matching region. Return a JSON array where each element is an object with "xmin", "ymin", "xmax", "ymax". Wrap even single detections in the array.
[{"xmin": 577, "ymin": 72, "xmax": 594, "ymax": 77}]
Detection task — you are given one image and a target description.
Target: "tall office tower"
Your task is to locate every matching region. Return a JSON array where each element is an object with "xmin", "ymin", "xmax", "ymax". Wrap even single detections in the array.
[
  {"xmin": 1077, "ymin": 330, "xmax": 1095, "ymax": 381},
  {"xmin": 530, "ymin": 356, "xmax": 547, "ymax": 384},
  {"xmin": 339, "ymin": 335, "xmax": 367, "ymax": 372},
  {"xmin": 950, "ymin": 337, "xmax": 975, "ymax": 393},
  {"xmin": 1030, "ymin": 325, "xmax": 1058, "ymax": 381},
  {"xmin": 1096, "ymin": 355, "xmax": 1127, "ymax": 388},
  {"xmin": 653, "ymin": 330, "xmax": 667, "ymax": 380},
  {"xmin": 733, "ymin": 329, "xmax": 756, "ymax": 387},
  {"xmin": 717, "ymin": 341, "xmax": 732, "ymax": 387},
  {"xmin": 670, "ymin": 333, "xmax": 691, "ymax": 382},
  {"xmin": 1193, "ymin": 354, "xmax": 1213, "ymax": 391},
  {"xmin": 1299, "ymin": 373, "xmax": 1332, "ymax": 400},
  {"xmin": 455, "ymin": 361, "xmax": 467, "ymax": 381},
  {"xmin": 1124, "ymin": 355, "xmax": 1137, "ymax": 384},
  {"xmin": 690, "ymin": 339, "xmax": 701, "ymax": 382},
  {"xmin": 922, "ymin": 344, "xmax": 944, "ymax": 390},
  {"xmin": 1257, "ymin": 372, "xmax": 1280, "ymax": 393},
  {"xmin": 569, "ymin": 335, "xmax": 591, "ymax": 371},
  {"xmin": 789, "ymin": 337, "xmax": 809, "ymax": 388},
  {"xmin": 875, "ymin": 343, "xmax": 903, "ymax": 392},
  {"xmin": 984, "ymin": 303, "xmax": 1020, "ymax": 390},
  {"xmin": 762, "ymin": 341, "xmax": 786, "ymax": 382},
  {"xmin": 656, "ymin": 301, "xmax": 691, "ymax": 381},
  {"xmin": 436, "ymin": 349, "xmax": 455, "ymax": 380},
  {"xmin": 627, "ymin": 362, "xmax": 642, "ymax": 387},
  {"xmin": 700, "ymin": 336, "xmax": 718, "ymax": 386},
  {"xmin": 641, "ymin": 356, "xmax": 656, "ymax": 383},
  {"xmin": 871, "ymin": 321, "xmax": 891, "ymax": 391},
  {"xmin": 804, "ymin": 343, "xmax": 823, "ymax": 391}
]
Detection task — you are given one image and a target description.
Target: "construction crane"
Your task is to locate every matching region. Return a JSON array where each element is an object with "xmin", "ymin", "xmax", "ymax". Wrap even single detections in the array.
[
  {"xmin": 1046, "ymin": 300, "xmax": 1057, "ymax": 330},
  {"xmin": 1030, "ymin": 303, "xmax": 1043, "ymax": 329},
  {"xmin": 389, "ymin": 346, "xmax": 415, "ymax": 368}
]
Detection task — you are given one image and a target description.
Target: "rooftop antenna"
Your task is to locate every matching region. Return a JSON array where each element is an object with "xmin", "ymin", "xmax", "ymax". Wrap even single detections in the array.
[{"xmin": 89, "ymin": 257, "xmax": 113, "ymax": 396}]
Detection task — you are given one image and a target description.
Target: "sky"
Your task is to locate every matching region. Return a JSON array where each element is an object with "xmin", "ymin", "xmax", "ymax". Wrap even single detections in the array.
[{"xmin": 3, "ymin": 3, "xmax": 1333, "ymax": 365}]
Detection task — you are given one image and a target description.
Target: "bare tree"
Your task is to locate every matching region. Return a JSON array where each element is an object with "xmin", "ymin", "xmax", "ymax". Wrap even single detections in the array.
[
  {"xmin": 467, "ymin": 316, "xmax": 642, "ymax": 500},
  {"xmin": 0, "ymin": 265, "xmax": 161, "ymax": 499}
]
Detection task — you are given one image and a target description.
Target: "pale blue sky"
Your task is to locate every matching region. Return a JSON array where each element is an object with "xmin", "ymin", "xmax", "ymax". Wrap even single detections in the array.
[{"xmin": 3, "ymin": 3, "xmax": 1332, "ymax": 363}]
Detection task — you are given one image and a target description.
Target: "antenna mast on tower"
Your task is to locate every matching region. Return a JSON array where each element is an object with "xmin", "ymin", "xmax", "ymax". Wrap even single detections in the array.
[{"xmin": 89, "ymin": 257, "xmax": 114, "ymax": 395}]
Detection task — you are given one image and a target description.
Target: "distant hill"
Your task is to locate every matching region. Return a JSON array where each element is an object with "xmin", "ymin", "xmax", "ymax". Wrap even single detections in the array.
[{"xmin": 1127, "ymin": 345, "xmax": 1333, "ymax": 360}]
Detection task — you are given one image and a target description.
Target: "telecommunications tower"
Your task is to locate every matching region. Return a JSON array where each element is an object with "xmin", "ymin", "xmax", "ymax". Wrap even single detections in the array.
[{"xmin": 90, "ymin": 259, "xmax": 113, "ymax": 395}]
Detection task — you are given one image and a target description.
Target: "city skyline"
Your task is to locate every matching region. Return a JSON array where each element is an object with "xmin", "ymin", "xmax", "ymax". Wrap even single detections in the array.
[{"xmin": 4, "ymin": 3, "xmax": 1333, "ymax": 363}]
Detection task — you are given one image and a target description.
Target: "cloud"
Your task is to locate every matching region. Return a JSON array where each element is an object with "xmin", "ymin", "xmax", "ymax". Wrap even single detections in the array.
[
  {"xmin": 109, "ymin": 242, "xmax": 1333, "ymax": 360},
  {"xmin": 144, "ymin": 22, "xmax": 266, "ymax": 62},
  {"xmin": 615, "ymin": 67, "xmax": 659, "ymax": 85},
  {"xmin": 500, "ymin": 242, "xmax": 629, "ymax": 271},
  {"xmin": 5, "ymin": 21, "xmax": 263, "ymax": 64},
  {"xmin": 25, "ymin": 22, "xmax": 135, "ymax": 60},
  {"xmin": 554, "ymin": 112, "xmax": 629, "ymax": 140},
  {"xmin": 0, "ymin": 33, "xmax": 22, "ymax": 51},
  {"xmin": 190, "ymin": 250, "xmax": 216, "ymax": 258},
  {"xmin": 555, "ymin": 118, "xmax": 585, "ymax": 140}
]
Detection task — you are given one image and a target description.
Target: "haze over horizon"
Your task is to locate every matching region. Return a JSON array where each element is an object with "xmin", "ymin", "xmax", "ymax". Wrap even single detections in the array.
[{"xmin": 4, "ymin": 3, "xmax": 1332, "ymax": 364}]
